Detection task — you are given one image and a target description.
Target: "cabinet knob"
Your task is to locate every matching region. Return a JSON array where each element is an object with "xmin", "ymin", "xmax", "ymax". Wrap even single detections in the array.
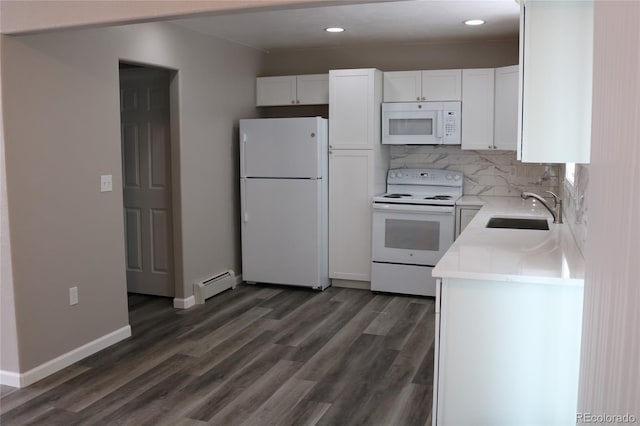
[
  {"xmin": 291, "ymin": 100, "xmax": 295, "ymax": 104},
  {"xmin": 296, "ymin": 100, "xmax": 300, "ymax": 104},
  {"xmin": 488, "ymin": 145, "xmax": 493, "ymax": 149},
  {"xmin": 416, "ymin": 96, "xmax": 420, "ymax": 100},
  {"xmin": 422, "ymin": 97, "xmax": 426, "ymax": 101}
]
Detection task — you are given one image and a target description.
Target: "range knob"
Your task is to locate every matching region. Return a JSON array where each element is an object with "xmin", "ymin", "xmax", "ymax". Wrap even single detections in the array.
[
  {"xmin": 454, "ymin": 174, "xmax": 461, "ymax": 181},
  {"xmin": 390, "ymin": 172, "xmax": 396, "ymax": 178},
  {"xmin": 446, "ymin": 174, "xmax": 453, "ymax": 180}
]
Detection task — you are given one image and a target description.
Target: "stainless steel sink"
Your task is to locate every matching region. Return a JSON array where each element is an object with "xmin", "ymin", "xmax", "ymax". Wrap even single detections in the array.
[{"xmin": 486, "ymin": 217, "xmax": 549, "ymax": 230}]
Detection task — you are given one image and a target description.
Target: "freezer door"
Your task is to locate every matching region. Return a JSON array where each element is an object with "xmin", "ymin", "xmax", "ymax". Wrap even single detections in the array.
[
  {"xmin": 241, "ymin": 178, "xmax": 325, "ymax": 287},
  {"xmin": 240, "ymin": 117, "xmax": 326, "ymax": 178}
]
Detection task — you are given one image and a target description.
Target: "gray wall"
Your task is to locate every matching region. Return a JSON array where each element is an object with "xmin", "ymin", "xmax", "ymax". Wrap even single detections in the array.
[
  {"xmin": 1, "ymin": 34, "xmax": 20, "ymax": 374},
  {"xmin": 1, "ymin": 22, "xmax": 262, "ymax": 372},
  {"xmin": 261, "ymin": 38, "xmax": 519, "ymax": 75}
]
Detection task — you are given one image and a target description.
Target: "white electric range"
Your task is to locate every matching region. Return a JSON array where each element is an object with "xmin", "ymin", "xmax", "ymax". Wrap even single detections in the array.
[{"xmin": 371, "ymin": 168, "xmax": 463, "ymax": 297}]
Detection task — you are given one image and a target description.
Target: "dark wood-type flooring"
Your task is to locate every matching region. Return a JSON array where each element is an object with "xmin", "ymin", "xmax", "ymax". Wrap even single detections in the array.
[{"xmin": 0, "ymin": 284, "xmax": 436, "ymax": 425}]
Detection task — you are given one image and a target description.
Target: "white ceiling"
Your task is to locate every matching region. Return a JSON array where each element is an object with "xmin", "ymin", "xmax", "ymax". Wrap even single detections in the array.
[{"xmin": 170, "ymin": 0, "xmax": 520, "ymax": 52}]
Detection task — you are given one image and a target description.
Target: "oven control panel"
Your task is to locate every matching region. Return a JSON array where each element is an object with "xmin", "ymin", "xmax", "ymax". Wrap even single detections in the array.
[{"xmin": 387, "ymin": 168, "xmax": 462, "ymax": 186}]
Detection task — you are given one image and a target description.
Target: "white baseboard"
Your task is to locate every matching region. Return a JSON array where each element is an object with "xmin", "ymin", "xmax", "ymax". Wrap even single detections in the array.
[
  {"xmin": 0, "ymin": 370, "xmax": 21, "ymax": 388},
  {"xmin": 173, "ymin": 295, "xmax": 195, "ymax": 309},
  {"xmin": 1, "ymin": 325, "xmax": 131, "ymax": 388},
  {"xmin": 235, "ymin": 274, "xmax": 243, "ymax": 285}
]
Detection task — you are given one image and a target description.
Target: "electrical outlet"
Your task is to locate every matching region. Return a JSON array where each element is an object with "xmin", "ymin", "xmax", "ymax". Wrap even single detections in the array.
[
  {"xmin": 69, "ymin": 286, "xmax": 78, "ymax": 305},
  {"xmin": 100, "ymin": 175, "xmax": 113, "ymax": 192}
]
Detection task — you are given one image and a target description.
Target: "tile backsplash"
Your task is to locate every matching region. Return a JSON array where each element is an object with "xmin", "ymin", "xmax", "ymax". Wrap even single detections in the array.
[
  {"xmin": 562, "ymin": 164, "xmax": 588, "ymax": 256},
  {"xmin": 390, "ymin": 145, "xmax": 561, "ymax": 197}
]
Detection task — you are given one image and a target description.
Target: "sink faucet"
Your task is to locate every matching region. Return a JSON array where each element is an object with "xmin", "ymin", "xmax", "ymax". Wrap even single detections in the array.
[{"xmin": 521, "ymin": 191, "xmax": 563, "ymax": 224}]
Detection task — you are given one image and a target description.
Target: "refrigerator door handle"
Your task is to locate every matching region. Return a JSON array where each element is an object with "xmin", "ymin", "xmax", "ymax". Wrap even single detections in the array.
[
  {"xmin": 241, "ymin": 179, "xmax": 249, "ymax": 223},
  {"xmin": 240, "ymin": 132, "xmax": 247, "ymax": 178}
]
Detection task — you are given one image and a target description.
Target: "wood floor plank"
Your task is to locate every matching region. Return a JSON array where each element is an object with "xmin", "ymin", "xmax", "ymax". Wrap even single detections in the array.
[
  {"xmin": 0, "ymin": 364, "xmax": 89, "ymax": 413},
  {"xmin": 384, "ymin": 300, "xmax": 432, "ymax": 351},
  {"xmin": 47, "ymin": 343, "xmax": 192, "ymax": 412},
  {"xmin": 305, "ymin": 333, "xmax": 399, "ymax": 404},
  {"xmin": 0, "ymin": 400, "xmax": 57, "ymax": 425},
  {"xmin": 186, "ymin": 306, "xmax": 272, "ymax": 358},
  {"xmin": 363, "ymin": 296, "xmax": 414, "ymax": 336},
  {"xmin": 184, "ymin": 318, "xmax": 277, "ymax": 377},
  {"xmin": 96, "ymin": 372, "xmax": 193, "ymax": 426},
  {"xmin": 259, "ymin": 288, "xmax": 318, "ymax": 320},
  {"xmin": 239, "ymin": 378, "xmax": 316, "ymax": 426},
  {"xmin": 384, "ymin": 383, "xmax": 432, "ymax": 426},
  {"xmin": 274, "ymin": 298, "xmax": 341, "ymax": 347},
  {"xmin": 1, "ymin": 286, "xmax": 435, "ymax": 425},
  {"xmin": 184, "ymin": 330, "xmax": 279, "ymax": 392},
  {"xmin": 293, "ymin": 294, "xmax": 384, "ymax": 382},
  {"xmin": 283, "ymin": 399, "xmax": 332, "ymax": 426},
  {"xmin": 186, "ymin": 343, "xmax": 295, "ymax": 422},
  {"xmin": 59, "ymin": 354, "xmax": 193, "ymax": 424},
  {"xmin": 207, "ymin": 359, "xmax": 303, "ymax": 425}
]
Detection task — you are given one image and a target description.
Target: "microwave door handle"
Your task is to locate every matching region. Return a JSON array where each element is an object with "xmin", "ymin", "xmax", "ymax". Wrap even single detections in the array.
[{"xmin": 436, "ymin": 110, "xmax": 444, "ymax": 139}]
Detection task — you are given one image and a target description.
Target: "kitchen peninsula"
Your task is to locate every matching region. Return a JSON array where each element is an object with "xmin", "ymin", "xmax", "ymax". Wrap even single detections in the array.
[{"xmin": 432, "ymin": 196, "xmax": 585, "ymax": 425}]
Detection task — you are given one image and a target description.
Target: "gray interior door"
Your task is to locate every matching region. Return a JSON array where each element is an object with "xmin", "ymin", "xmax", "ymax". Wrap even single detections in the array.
[{"xmin": 120, "ymin": 66, "xmax": 174, "ymax": 297}]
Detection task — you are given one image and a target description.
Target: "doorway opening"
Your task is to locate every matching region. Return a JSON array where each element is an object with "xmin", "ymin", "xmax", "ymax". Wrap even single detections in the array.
[{"xmin": 119, "ymin": 62, "xmax": 181, "ymax": 302}]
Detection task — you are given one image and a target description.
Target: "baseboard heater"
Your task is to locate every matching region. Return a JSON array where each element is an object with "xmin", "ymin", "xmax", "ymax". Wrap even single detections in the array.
[{"xmin": 194, "ymin": 270, "xmax": 236, "ymax": 304}]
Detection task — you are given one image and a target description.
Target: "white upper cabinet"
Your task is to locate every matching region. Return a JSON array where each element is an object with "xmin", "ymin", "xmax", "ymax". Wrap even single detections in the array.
[
  {"xmin": 296, "ymin": 74, "xmax": 330, "ymax": 105},
  {"xmin": 256, "ymin": 74, "xmax": 329, "ymax": 106},
  {"xmin": 256, "ymin": 76, "xmax": 296, "ymax": 106},
  {"xmin": 383, "ymin": 69, "xmax": 462, "ymax": 102},
  {"xmin": 383, "ymin": 71, "xmax": 421, "ymax": 102},
  {"xmin": 329, "ymin": 68, "xmax": 382, "ymax": 149},
  {"xmin": 494, "ymin": 65, "xmax": 519, "ymax": 150},
  {"xmin": 461, "ymin": 68, "xmax": 495, "ymax": 150},
  {"xmin": 461, "ymin": 66, "xmax": 519, "ymax": 151},
  {"xmin": 518, "ymin": 0, "xmax": 593, "ymax": 163},
  {"xmin": 421, "ymin": 70, "xmax": 462, "ymax": 102}
]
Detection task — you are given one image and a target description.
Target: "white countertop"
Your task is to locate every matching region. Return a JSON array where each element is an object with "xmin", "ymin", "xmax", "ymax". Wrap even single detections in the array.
[{"xmin": 433, "ymin": 196, "xmax": 585, "ymax": 286}]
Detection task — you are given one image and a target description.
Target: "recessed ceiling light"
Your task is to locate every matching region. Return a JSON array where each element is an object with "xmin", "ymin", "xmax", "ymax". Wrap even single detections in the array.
[
  {"xmin": 464, "ymin": 19, "xmax": 486, "ymax": 26},
  {"xmin": 325, "ymin": 27, "xmax": 345, "ymax": 33}
]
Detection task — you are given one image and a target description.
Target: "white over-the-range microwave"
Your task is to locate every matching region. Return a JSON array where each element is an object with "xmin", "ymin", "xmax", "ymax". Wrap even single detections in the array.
[{"xmin": 382, "ymin": 101, "xmax": 461, "ymax": 145}]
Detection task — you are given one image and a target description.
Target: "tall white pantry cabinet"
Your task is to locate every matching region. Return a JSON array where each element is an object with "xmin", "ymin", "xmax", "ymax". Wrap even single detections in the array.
[{"xmin": 328, "ymin": 69, "xmax": 389, "ymax": 284}]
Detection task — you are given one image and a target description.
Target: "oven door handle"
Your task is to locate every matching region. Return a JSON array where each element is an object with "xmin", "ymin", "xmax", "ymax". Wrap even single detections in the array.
[{"xmin": 373, "ymin": 203, "xmax": 455, "ymax": 214}]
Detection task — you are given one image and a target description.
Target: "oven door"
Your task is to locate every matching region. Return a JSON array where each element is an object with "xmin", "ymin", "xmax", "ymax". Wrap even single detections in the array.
[{"xmin": 372, "ymin": 203, "xmax": 454, "ymax": 266}]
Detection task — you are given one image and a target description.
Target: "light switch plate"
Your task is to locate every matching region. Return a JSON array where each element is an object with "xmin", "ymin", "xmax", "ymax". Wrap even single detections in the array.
[{"xmin": 101, "ymin": 175, "xmax": 112, "ymax": 192}]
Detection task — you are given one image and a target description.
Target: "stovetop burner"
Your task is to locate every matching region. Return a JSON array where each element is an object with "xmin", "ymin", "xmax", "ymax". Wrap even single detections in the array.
[{"xmin": 383, "ymin": 193, "xmax": 412, "ymax": 198}]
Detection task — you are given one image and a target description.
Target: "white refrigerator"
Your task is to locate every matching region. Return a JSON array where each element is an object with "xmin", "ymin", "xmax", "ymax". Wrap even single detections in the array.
[{"xmin": 240, "ymin": 117, "xmax": 329, "ymax": 290}]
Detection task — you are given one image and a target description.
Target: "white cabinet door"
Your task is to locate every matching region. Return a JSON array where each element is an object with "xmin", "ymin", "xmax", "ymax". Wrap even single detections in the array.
[
  {"xmin": 461, "ymin": 69, "xmax": 495, "ymax": 150},
  {"xmin": 329, "ymin": 68, "xmax": 382, "ymax": 149},
  {"xmin": 296, "ymin": 74, "xmax": 329, "ymax": 105},
  {"xmin": 519, "ymin": 0, "xmax": 593, "ymax": 163},
  {"xmin": 256, "ymin": 76, "xmax": 296, "ymax": 106},
  {"xmin": 383, "ymin": 71, "xmax": 422, "ymax": 102},
  {"xmin": 329, "ymin": 150, "xmax": 374, "ymax": 281},
  {"xmin": 422, "ymin": 69, "xmax": 462, "ymax": 101},
  {"xmin": 494, "ymin": 65, "xmax": 519, "ymax": 151}
]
